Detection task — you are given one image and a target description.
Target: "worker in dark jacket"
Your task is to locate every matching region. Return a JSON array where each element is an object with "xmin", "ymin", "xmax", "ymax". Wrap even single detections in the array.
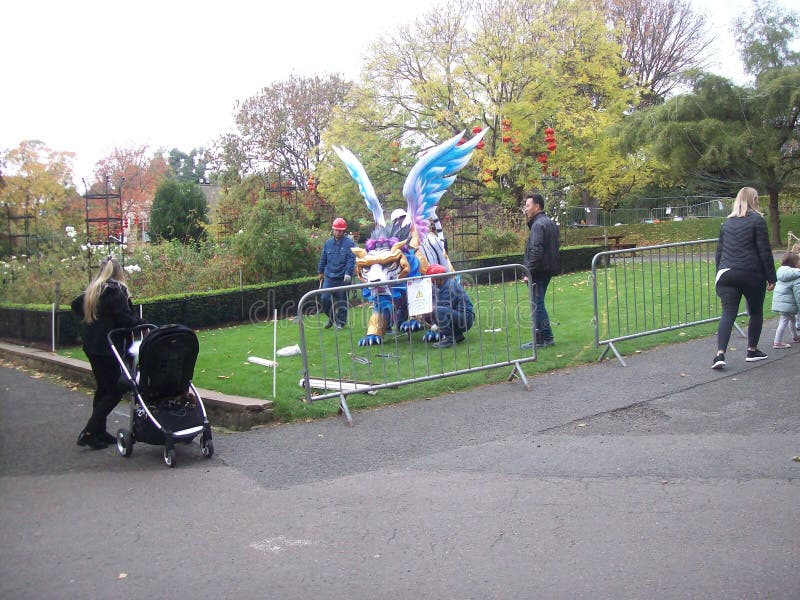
[
  {"xmin": 428, "ymin": 263, "xmax": 474, "ymax": 349},
  {"xmin": 522, "ymin": 193, "xmax": 560, "ymax": 349},
  {"xmin": 711, "ymin": 187, "xmax": 776, "ymax": 369},
  {"xmin": 71, "ymin": 257, "xmax": 144, "ymax": 449},
  {"xmin": 317, "ymin": 217, "xmax": 356, "ymax": 329}
]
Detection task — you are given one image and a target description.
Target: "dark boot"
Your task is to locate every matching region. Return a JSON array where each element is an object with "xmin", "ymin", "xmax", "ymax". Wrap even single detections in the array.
[{"xmin": 76, "ymin": 429, "xmax": 109, "ymax": 450}]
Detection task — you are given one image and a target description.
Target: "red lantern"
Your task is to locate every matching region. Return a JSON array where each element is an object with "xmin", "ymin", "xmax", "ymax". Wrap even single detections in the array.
[
  {"xmin": 456, "ymin": 137, "xmax": 466, "ymax": 146},
  {"xmin": 502, "ymin": 135, "xmax": 511, "ymax": 143},
  {"xmin": 545, "ymin": 127, "xmax": 555, "ymax": 136},
  {"xmin": 476, "ymin": 140, "xmax": 485, "ymax": 150},
  {"xmin": 501, "ymin": 118, "xmax": 511, "ymax": 131},
  {"xmin": 511, "ymin": 145, "xmax": 522, "ymax": 154},
  {"xmin": 472, "ymin": 125, "xmax": 482, "ymax": 134},
  {"xmin": 551, "ymin": 170, "xmax": 559, "ymax": 177},
  {"xmin": 547, "ymin": 143, "xmax": 557, "ymax": 152}
]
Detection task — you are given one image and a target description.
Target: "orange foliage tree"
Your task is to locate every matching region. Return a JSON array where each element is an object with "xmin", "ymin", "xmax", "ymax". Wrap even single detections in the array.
[{"xmin": 91, "ymin": 145, "xmax": 170, "ymax": 241}]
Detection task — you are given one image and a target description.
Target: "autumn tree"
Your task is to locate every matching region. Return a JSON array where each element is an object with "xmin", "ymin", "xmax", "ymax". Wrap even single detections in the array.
[
  {"xmin": 0, "ymin": 140, "xmax": 81, "ymax": 254},
  {"xmin": 338, "ymin": 0, "xmax": 633, "ymax": 212},
  {"xmin": 92, "ymin": 145, "xmax": 170, "ymax": 241},
  {"xmin": 603, "ymin": 0, "xmax": 713, "ymax": 107},
  {"xmin": 212, "ymin": 75, "xmax": 353, "ymax": 189}
]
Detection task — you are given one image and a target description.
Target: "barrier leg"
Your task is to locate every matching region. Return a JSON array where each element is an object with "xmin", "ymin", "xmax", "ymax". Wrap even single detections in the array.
[
  {"xmin": 507, "ymin": 361, "xmax": 531, "ymax": 391},
  {"xmin": 598, "ymin": 341, "xmax": 627, "ymax": 367},
  {"xmin": 338, "ymin": 392, "xmax": 353, "ymax": 426}
]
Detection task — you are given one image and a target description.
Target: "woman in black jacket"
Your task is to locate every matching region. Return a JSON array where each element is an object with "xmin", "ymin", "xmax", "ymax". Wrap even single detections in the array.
[
  {"xmin": 71, "ymin": 258, "xmax": 144, "ymax": 449},
  {"xmin": 712, "ymin": 187, "xmax": 776, "ymax": 369}
]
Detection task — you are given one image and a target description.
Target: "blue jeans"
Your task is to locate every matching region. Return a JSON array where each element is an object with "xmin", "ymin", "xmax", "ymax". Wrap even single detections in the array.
[
  {"xmin": 532, "ymin": 275, "xmax": 553, "ymax": 341},
  {"xmin": 321, "ymin": 277, "xmax": 349, "ymax": 326}
]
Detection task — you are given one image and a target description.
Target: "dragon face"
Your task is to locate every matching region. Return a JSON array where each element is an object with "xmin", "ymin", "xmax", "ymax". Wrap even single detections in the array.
[{"xmin": 352, "ymin": 237, "xmax": 411, "ymax": 294}]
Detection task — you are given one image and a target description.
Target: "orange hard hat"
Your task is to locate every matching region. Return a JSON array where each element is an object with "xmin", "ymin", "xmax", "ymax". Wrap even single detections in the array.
[
  {"xmin": 427, "ymin": 263, "xmax": 447, "ymax": 275},
  {"xmin": 332, "ymin": 217, "xmax": 347, "ymax": 231}
]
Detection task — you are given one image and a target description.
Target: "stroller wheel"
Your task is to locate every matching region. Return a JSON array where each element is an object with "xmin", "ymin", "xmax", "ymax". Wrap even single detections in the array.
[
  {"xmin": 116, "ymin": 429, "xmax": 133, "ymax": 457},
  {"xmin": 200, "ymin": 437, "xmax": 214, "ymax": 458},
  {"xmin": 163, "ymin": 447, "xmax": 176, "ymax": 468}
]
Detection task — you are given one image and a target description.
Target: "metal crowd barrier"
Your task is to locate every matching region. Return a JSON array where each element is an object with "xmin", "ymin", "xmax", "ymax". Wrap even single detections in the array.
[
  {"xmin": 296, "ymin": 264, "xmax": 537, "ymax": 424},
  {"xmin": 591, "ymin": 239, "xmax": 745, "ymax": 366}
]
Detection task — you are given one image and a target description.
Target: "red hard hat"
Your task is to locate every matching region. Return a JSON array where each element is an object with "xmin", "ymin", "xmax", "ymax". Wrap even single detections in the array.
[
  {"xmin": 332, "ymin": 217, "xmax": 347, "ymax": 231},
  {"xmin": 427, "ymin": 263, "xmax": 447, "ymax": 275}
]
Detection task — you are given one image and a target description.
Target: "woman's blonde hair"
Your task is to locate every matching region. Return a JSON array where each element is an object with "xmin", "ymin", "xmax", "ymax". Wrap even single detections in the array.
[
  {"xmin": 82, "ymin": 258, "xmax": 129, "ymax": 324},
  {"xmin": 728, "ymin": 187, "xmax": 762, "ymax": 218}
]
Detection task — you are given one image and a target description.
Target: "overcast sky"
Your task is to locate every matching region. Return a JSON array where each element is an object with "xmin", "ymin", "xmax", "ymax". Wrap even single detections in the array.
[{"xmin": 0, "ymin": 0, "xmax": 785, "ymax": 187}]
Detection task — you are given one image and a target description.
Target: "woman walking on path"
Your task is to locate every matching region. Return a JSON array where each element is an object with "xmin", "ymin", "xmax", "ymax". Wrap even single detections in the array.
[
  {"xmin": 71, "ymin": 257, "xmax": 144, "ymax": 449},
  {"xmin": 771, "ymin": 252, "xmax": 800, "ymax": 349},
  {"xmin": 712, "ymin": 187, "xmax": 776, "ymax": 370}
]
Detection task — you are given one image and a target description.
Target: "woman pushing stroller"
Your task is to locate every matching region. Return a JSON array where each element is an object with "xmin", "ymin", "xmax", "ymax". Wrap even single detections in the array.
[{"xmin": 72, "ymin": 257, "xmax": 144, "ymax": 449}]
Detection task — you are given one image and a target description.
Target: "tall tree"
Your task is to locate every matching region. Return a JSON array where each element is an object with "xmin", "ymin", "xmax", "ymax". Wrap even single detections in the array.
[
  {"xmin": 604, "ymin": 0, "xmax": 713, "ymax": 106},
  {"xmin": 212, "ymin": 74, "xmax": 353, "ymax": 188},
  {"xmin": 149, "ymin": 179, "xmax": 209, "ymax": 244},
  {"xmin": 735, "ymin": 0, "xmax": 800, "ymax": 78},
  {"xmin": 620, "ymin": 69, "xmax": 800, "ymax": 244},
  {"xmin": 167, "ymin": 148, "xmax": 209, "ymax": 183}
]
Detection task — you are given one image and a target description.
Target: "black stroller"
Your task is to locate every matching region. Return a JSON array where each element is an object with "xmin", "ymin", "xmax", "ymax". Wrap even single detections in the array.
[{"xmin": 108, "ymin": 324, "xmax": 213, "ymax": 468}]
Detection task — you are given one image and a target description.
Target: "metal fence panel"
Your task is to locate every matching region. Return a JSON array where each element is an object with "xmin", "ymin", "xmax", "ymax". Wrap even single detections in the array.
[
  {"xmin": 296, "ymin": 264, "xmax": 538, "ymax": 424},
  {"xmin": 591, "ymin": 239, "xmax": 744, "ymax": 366}
]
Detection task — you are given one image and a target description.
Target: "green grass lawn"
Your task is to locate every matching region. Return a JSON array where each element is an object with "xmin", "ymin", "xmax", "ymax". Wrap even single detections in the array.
[{"xmin": 59, "ymin": 267, "xmax": 760, "ymax": 423}]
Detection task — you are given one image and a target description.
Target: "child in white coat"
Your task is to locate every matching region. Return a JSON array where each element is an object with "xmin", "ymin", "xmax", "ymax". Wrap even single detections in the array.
[{"xmin": 771, "ymin": 252, "xmax": 800, "ymax": 348}]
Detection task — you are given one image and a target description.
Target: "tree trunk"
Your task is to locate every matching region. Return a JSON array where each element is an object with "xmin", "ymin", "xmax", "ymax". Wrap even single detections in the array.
[{"xmin": 767, "ymin": 187, "xmax": 781, "ymax": 248}]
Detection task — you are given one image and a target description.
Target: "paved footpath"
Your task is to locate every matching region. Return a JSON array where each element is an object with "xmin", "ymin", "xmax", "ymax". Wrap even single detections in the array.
[{"xmin": 1, "ymin": 322, "xmax": 798, "ymax": 599}]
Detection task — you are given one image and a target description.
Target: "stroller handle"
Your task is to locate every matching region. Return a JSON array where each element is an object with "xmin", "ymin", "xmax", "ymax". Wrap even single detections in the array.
[{"xmin": 107, "ymin": 324, "xmax": 158, "ymax": 349}]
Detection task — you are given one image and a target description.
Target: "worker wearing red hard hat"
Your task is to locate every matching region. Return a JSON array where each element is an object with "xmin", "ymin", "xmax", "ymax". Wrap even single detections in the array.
[
  {"xmin": 426, "ymin": 262, "xmax": 474, "ymax": 349},
  {"xmin": 318, "ymin": 217, "xmax": 356, "ymax": 330}
]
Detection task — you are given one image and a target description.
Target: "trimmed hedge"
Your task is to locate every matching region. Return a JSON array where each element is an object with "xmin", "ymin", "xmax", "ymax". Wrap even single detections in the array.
[{"xmin": 1, "ymin": 245, "xmax": 600, "ymax": 349}]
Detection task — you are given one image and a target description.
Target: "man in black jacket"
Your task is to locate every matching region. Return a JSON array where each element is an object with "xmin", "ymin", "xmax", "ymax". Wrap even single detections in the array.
[{"xmin": 522, "ymin": 193, "xmax": 560, "ymax": 349}]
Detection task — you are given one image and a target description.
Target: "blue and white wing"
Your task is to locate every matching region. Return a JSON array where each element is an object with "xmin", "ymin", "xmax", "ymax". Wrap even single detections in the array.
[
  {"xmin": 402, "ymin": 130, "xmax": 486, "ymax": 236},
  {"xmin": 332, "ymin": 146, "xmax": 385, "ymax": 227}
]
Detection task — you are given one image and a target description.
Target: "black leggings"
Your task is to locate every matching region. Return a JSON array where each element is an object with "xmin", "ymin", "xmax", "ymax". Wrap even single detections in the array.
[
  {"xmin": 715, "ymin": 269, "xmax": 767, "ymax": 352},
  {"xmin": 84, "ymin": 354, "xmax": 124, "ymax": 434}
]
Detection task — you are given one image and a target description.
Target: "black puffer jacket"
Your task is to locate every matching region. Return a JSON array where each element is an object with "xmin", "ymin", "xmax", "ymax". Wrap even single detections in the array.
[
  {"xmin": 524, "ymin": 212, "xmax": 561, "ymax": 277},
  {"xmin": 71, "ymin": 280, "xmax": 144, "ymax": 356},
  {"xmin": 715, "ymin": 210, "xmax": 776, "ymax": 283}
]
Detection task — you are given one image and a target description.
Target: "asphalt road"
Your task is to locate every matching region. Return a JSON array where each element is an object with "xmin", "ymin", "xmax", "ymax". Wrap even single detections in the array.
[{"xmin": 1, "ymin": 324, "xmax": 798, "ymax": 599}]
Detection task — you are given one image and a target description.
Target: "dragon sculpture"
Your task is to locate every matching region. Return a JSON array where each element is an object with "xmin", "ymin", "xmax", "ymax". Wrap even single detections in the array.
[{"xmin": 333, "ymin": 130, "xmax": 485, "ymax": 346}]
